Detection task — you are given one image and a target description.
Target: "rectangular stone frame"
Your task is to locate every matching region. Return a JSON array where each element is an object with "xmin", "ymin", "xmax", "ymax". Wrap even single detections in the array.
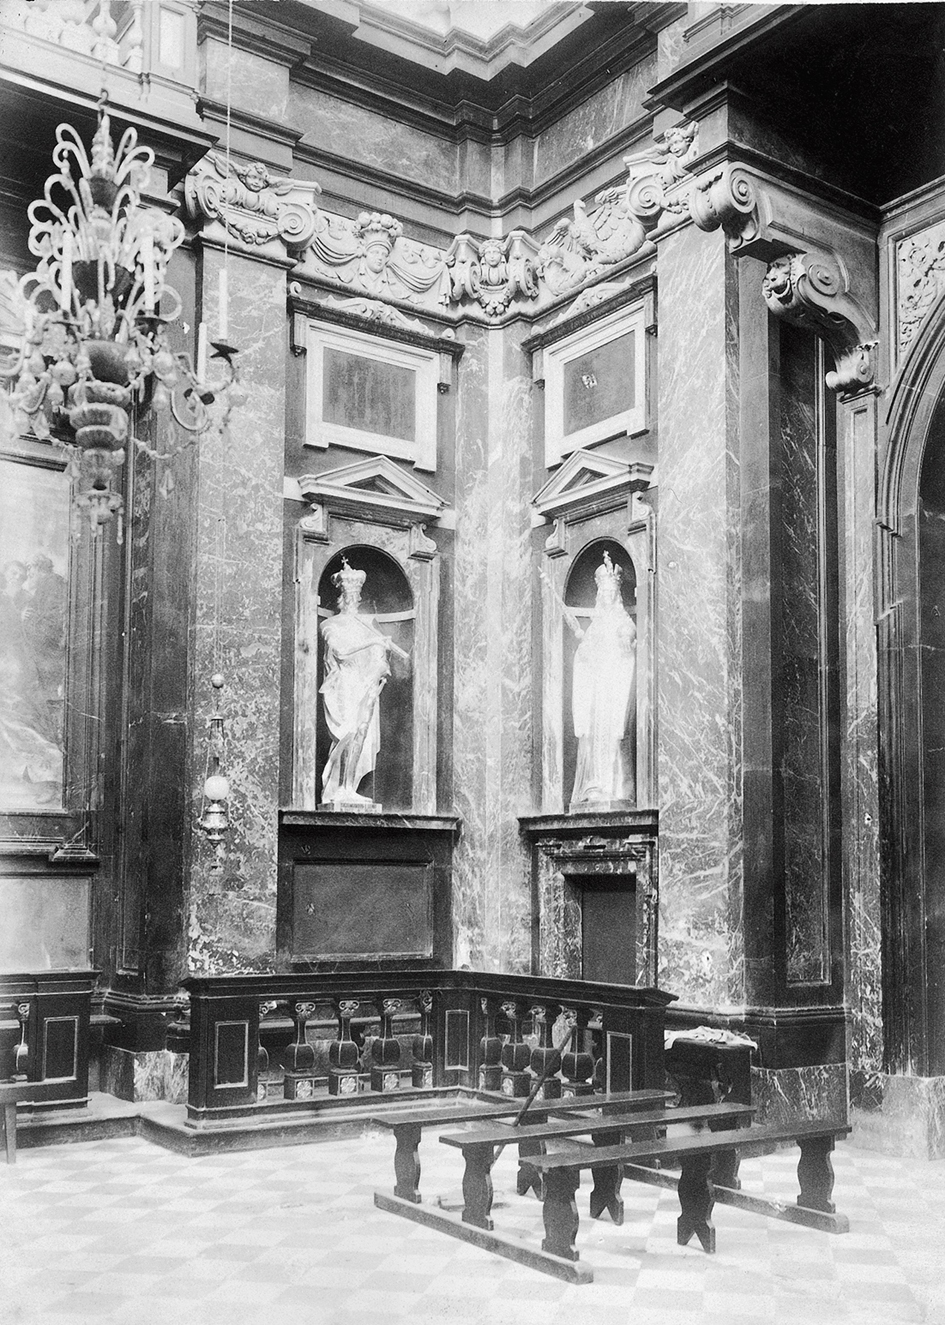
[
  {"xmin": 305, "ymin": 319, "xmax": 439, "ymax": 471},
  {"xmin": 542, "ymin": 301, "xmax": 648, "ymax": 468}
]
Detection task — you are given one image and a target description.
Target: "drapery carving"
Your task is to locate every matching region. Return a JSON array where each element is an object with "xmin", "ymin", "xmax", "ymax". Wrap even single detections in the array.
[{"xmin": 308, "ymin": 209, "xmax": 446, "ymax": 303}]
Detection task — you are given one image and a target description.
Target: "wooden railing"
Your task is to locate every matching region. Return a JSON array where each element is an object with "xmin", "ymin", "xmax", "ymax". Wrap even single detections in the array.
[{"xmin": 179, "ymin": 971, "xmax": 676, "ymax": 1129}]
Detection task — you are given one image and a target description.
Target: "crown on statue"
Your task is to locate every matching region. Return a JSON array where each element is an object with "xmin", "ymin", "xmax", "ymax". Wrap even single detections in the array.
[
  {"xmin": 595, "ymin": 551, "xmax": 623, "ymax": 586},
  {"xmin": 354, "ymin": 210, "xmax": 403, "ymax": 253},
  {"xmin": 332, "ymin": 557, "xmax": 366, "ymax": 596}
]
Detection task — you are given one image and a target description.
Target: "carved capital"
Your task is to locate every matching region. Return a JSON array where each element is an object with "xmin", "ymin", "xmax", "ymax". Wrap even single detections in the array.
[
  {"xmin": 689, "ymin": 164, "xmax": 759, "ymax": 251},
  {"xmin": 762, "ymin": 251, "xmax": 878, "ymax": 396},
  {"xmin": 184, "ymin": 153, "xmax": 322, "ymax": 258}
]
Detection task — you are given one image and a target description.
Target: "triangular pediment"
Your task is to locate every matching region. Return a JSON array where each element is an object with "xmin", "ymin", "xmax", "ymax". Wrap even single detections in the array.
[
  {"xmin": 299, "ymin": 455, "xmax": 446, "ymax": 522},
  {"xmin": 532, "ymin": 449, "xmax": 653, "ymax": 519}
]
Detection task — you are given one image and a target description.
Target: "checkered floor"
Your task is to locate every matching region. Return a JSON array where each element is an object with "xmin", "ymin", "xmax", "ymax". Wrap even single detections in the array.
[{"xmin": 1, "ymin": 1128, "xmax": 944, "ymax": 1325}]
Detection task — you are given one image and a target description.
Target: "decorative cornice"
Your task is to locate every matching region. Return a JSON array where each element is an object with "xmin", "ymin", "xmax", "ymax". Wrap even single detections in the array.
[
  {"xmin": 761, "ymin": 250, "xmax": 879, "ymax": 398},
  {"xmin": 184, "ymin": 153, "xmax": 322, "ymax": 259}
]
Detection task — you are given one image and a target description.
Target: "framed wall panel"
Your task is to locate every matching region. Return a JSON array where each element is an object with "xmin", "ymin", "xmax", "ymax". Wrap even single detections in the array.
[
  {"xmin": 543, "ymin": 302, "xmax": 648, "ymax": 466},
  {"xmin": 306, "ymin": 321, "xmax": 439, "ymax": 470}
]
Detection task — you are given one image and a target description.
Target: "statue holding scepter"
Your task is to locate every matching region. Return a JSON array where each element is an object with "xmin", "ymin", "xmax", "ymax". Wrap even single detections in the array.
[{"xmin": 319, "ymin": 558, "xmax": 409, "ymax": 810}]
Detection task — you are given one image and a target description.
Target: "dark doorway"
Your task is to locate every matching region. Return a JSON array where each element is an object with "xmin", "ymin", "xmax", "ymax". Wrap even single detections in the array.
[{"xmin": 579, "ymin": 877, "xmax": 635, "ymax": 985}]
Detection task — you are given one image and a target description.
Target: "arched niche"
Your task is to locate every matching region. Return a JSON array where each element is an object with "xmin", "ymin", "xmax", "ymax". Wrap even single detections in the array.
[
  {"xmin": 292, "ymin": 494, "xmax": 440, "ymax": 816},
  {"xmin": 880, "ymin": 291, "xmax": 945, "ymax": 1075},
  {"xmin": 315, "ymin": 546, "xmax": 414, "ymax": 811},
  {"xmin": 562, "ymin": 538, "xmax": 637, "ymax": 809},
  {"xmin": 534, "ymin": 480, "xmax": 655, "ymax": 815}
]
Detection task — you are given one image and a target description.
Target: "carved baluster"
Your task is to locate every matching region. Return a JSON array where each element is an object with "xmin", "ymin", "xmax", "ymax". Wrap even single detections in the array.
[
  {"xmin": 411, "ymin": 991, "xmax": 434, "ymax": 1090},
  {"xmin": 370, "ymin": 998, "xmax": 402, "ymax": 1093},
  {"xmin": 257, "ymin": 1001, "xmax": 278, "ymax": 1102},
  {"xmin": 560, "ymin": 1007, "xmax": 595, "ymax": 1097},
  {"xmin": 500, "ymin": 1001, "xmax": 530, "ymax": 1097},
  {"xmin": 122, "ymin": 0, "xmax": 144, "ymax": 73},
  {"xmin": 284, "ymin": 1002, "xmax": 318, "ymax": 1100},
  {"xmin": 529, "ymin": 1003, "xmax": 562, "ymax": 1101},
  {"xmin": 329, "ymin": 1000, "xmax": 361, "ymax": 1097},
  {"xmin": 478, "ymin": 997, "xmax": 503, "ymax": 1093},
  {"xmin": 13, "ymin": 1002, "xmax": 30, "ymax": 1081}
]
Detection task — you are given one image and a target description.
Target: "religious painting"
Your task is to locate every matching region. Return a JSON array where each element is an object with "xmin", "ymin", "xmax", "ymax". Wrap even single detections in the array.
[
  {"xmin": 0, "ymin": 457, "xmax": 70, "ymax": 810},
  {"xmin": 544, "ymin": 301, "xmax": 648, "ymax": 465},
  {"xmin": 306, "ymin": 320, "xmax": 439, "ymax": 470}
]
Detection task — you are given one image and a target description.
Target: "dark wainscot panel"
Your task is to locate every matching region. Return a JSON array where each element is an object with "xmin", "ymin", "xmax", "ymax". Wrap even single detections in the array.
[{"xmin": 277, "ymin": 810, "xmax": 459, "ymax": 970}]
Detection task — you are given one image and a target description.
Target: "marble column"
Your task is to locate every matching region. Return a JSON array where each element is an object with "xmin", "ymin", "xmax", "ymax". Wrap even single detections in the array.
[
  {"xmin": 450, "ymin": 322, "xmax": 534, "ymax": 973},
  {"xmin": 656, "ymin": 222, "xmax": 745, "ymax": 1006},
  {"xmin": 186, "ymin": 246, "xmax": 285, "ymax": 973}
]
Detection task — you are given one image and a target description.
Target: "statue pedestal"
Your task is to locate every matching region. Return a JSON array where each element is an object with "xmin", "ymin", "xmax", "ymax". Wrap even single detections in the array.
[
  {"xmin": 317, "ymin": 801, "xmax": 383, "ymax": 814},
  {"xmin": 568, "ymin": 798, "xmax": 634, "ymax": 814}
]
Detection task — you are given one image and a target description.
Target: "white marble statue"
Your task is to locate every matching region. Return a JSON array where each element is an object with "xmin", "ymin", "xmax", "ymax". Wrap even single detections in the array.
[
  {"xmin": 570, "ymin": 552, "xmax": 637, "ymax": 807},
  {"xmin": 319, "ymin": 558, "xmax": 408, "ymax": 808}
]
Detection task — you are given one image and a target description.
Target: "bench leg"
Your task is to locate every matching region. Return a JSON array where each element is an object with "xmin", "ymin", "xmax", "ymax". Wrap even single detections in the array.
[
  {"xmin": 2, "ymin": 1103, "xmax": 15, "ymax": 1165},
  {"xmin": 541, "ymin": 1168, "xmax": 581, "ymax": 1262},
  {"xmin": 677, "ymin": 1153, "xmax": 715, "ymax": 1253},
  {"xmin": 462, "ymin": 1143, "xmax": 495, "ymax": 1231},
  {"xmin": 393, "ymin": 1124, "xmax": 422, "ymax": 1203},
  {"xmin": 589, "ymin": 1131, "xmax": 623, "ymax": 1224},
  {"xmin": 516, "ymin": 1136, "xmax": 545, "ymax": 1199},
  {"xmin": 796, "ymin": 1134, "xmax": 836, "ymax": 1214}
]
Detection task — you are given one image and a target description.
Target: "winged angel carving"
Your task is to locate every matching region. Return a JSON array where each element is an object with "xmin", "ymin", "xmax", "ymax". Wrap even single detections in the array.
[{"xmin": 538, "ymin": 122, "xmax": 698, "ymax": 296}]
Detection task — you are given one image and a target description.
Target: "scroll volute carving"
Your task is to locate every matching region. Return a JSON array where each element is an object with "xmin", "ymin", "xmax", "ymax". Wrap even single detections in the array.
[{"xmin": 761, "ymin": 250, "xmax": 878, "ymax": 398}]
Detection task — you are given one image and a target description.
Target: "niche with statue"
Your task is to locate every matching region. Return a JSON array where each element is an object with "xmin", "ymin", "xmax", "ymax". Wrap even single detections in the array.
[
  {"xmin": 562, "ymin": 539, "xmax": 637, "ymax": 811},
  {"xmin": 291, "ymin": 471, "xmax": 443, "ymax": 817},
  {"xmin": 314, "ymin": 546, "xmax": 414, "ymax": 812}
]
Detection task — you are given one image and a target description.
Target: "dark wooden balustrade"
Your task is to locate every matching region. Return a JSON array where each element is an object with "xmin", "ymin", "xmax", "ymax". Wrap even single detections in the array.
[{"xmin": 180, "ymin": 970, "xmax": 675, "ymax": 1129}]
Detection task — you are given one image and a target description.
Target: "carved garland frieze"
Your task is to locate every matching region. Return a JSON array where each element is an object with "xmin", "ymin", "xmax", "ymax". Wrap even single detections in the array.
[
  {"xmin": 182, "ymin": 129, "xmax": 880, "ymax": 379},
  {"xmin": 897, "ymin": 221, "xmax": 945, "ymax": 363}
]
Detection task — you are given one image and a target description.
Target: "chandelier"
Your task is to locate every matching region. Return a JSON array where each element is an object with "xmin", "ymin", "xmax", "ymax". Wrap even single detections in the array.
[{"xmin": 0, "ymin": 93, "xmax": 242, "ymax": 536}]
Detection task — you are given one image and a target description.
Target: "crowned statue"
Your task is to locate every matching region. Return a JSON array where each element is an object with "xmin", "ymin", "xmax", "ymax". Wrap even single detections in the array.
[
  {"xmin": 570, "ymin": 551, "xmax": 637, "ymax": 808},
  {"xmin": 319, "ymin": 558, "xmax": 408, "ymax": 810}
]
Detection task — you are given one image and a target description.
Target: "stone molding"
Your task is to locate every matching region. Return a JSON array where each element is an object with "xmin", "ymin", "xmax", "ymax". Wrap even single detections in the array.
[
  {"xmin": 532, "ymin": 449, "xmax": 654, "ymax": 525},
  {"xmin": 181, "ymin": 130, "xmax": 879, "ymax": 376}
]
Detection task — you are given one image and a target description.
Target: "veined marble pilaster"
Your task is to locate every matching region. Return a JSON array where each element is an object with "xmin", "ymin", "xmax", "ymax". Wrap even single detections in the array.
[
  {"xmin": 188, "ymin": 250, "xmax": 284, "ymax": 974},
  {"xmin": 840, "ymin": 397, "xmax": 882, "ymax": 1068},
  {"xmin": 656, "ymin": 224, "xmax": 744, "ymax": 1005},
  {"xmin": 450, "ymin": 326, "xmax": 533, "ymax": 973}
]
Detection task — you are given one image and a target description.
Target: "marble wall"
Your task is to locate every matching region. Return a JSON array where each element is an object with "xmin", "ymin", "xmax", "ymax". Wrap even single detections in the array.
[
  {"xmin": 187, "ymin": 249, "xmax": 285, "ymax": 975},
  {"xmin": 450, "ymin": 324, "xmax": 534, "ymax": 974},
  {"xmin": 656, "ymin": 223, "xmax": 744, "ymax": 1007}
]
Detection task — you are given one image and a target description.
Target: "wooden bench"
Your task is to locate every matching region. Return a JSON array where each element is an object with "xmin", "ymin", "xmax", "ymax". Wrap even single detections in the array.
[
  {"xmin": 375, "ymin": 1104, "xmax": 850, "ymax": 1284},
  {"xmin": 372, "ymin": 1088, "xmax": 674, "ymax": 1204},
  {"xmin": 439, "ymin": 1100, "xmax": 755, "ymax": 1228},
  {"xmin": 0, "ymin": 1081, "xmax": 63, "ymax": 1164},
  {"xmin": 522, "ymin": 1119, "xmax": 852, "ymax": 1272}
]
